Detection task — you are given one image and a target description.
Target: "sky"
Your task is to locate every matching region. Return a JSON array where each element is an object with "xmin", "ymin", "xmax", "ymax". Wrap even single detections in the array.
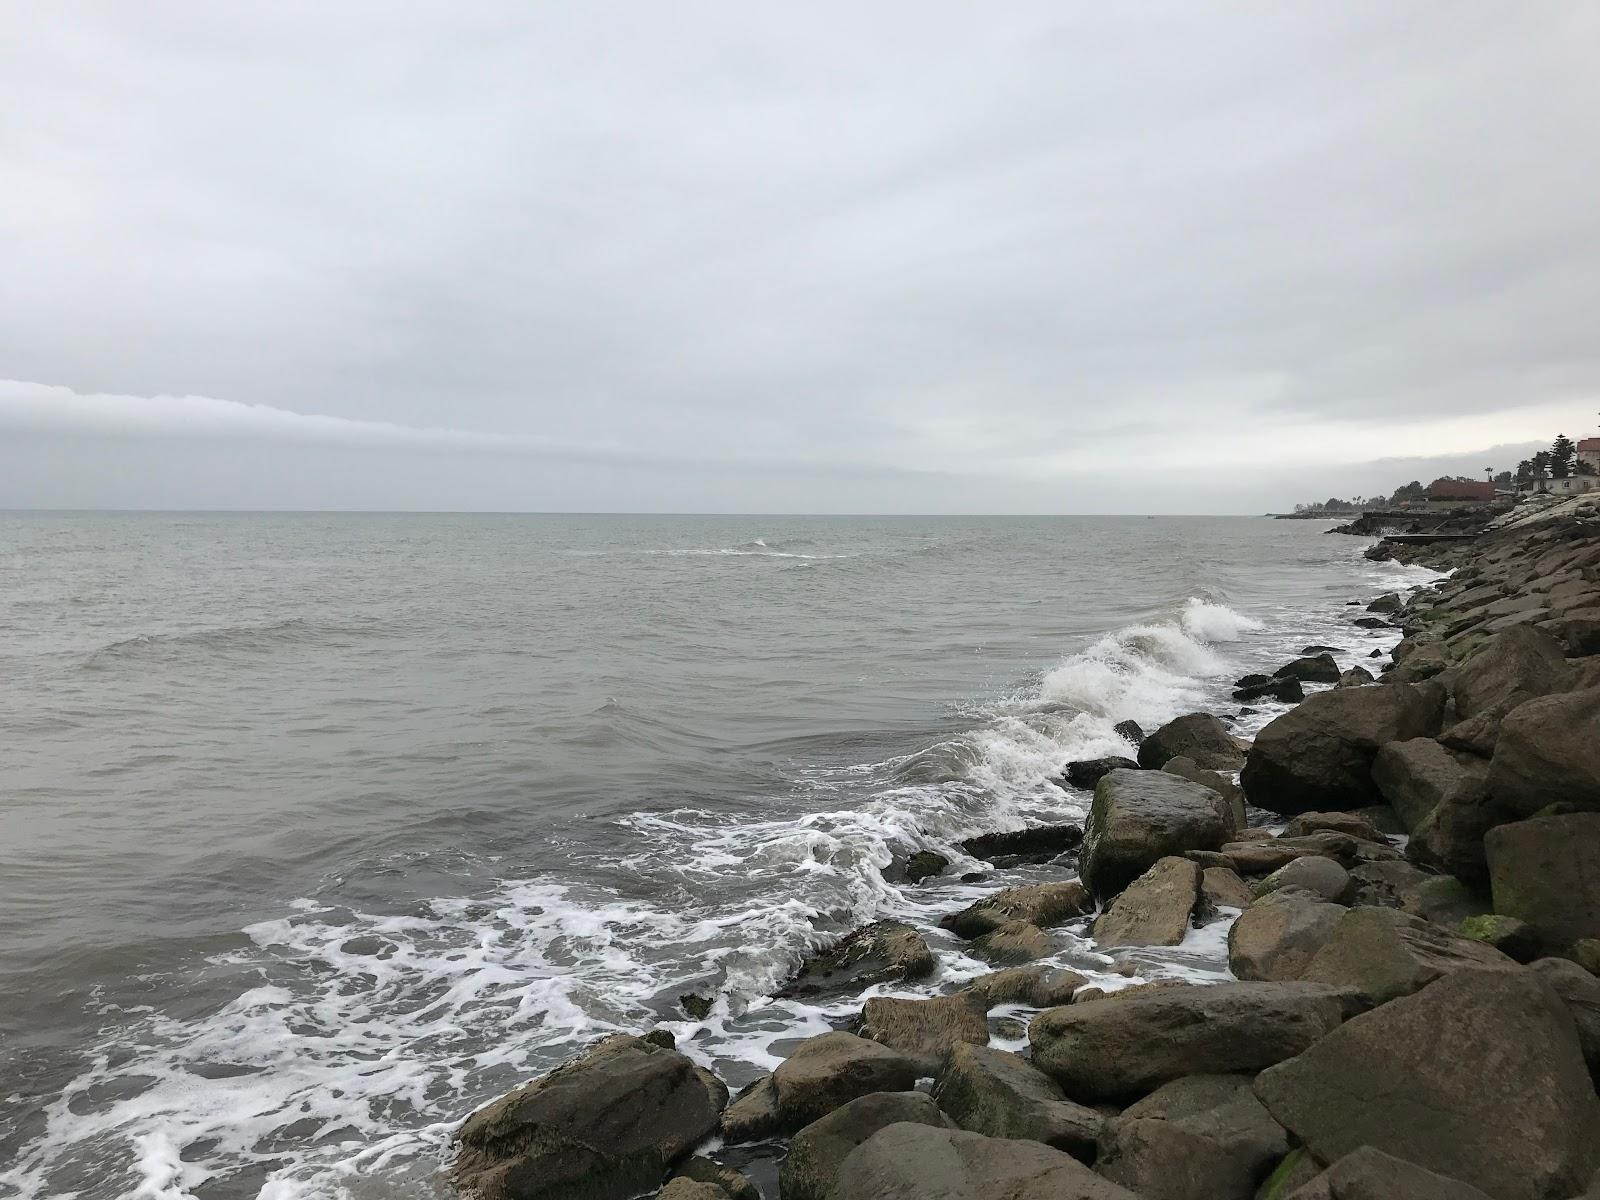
[{"xmin": 2, "ymin": 3, "xmax": 1598, "ymax": 513}]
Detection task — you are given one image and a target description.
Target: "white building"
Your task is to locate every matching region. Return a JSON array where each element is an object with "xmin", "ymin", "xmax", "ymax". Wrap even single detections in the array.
[{"xmin": 1546, "ymin": 475, "xmax": 1600, "ymax": 496}]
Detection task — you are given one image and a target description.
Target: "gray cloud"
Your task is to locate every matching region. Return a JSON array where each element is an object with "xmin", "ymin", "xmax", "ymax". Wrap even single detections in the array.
[{"xmin": 3, "ymin": 3, "xmax": 1598, "ymax": 511}]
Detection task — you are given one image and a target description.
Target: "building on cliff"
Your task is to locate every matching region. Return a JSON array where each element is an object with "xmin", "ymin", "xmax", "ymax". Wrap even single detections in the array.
[
  {"xmin": 1579, "ymin": 437, "xmax": 1600, "ymax": 473},
  {"xmin": 1427, "ymin": 478, "xmax": 1498, "ymax": 502}
]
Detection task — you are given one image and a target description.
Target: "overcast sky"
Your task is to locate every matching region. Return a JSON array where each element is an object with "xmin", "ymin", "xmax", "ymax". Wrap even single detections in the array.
[{"xmin": 3, "ymin": 3, "xmax": 1598, "ymax": 512}]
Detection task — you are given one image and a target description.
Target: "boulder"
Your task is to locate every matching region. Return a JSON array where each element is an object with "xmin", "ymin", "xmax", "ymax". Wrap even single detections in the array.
[
  {"xmin": 451, "ymin": 1034, "xmax": 728, "ymax": 1200},
  {"xmin": 1241, "ymin": 683, "xmax": 1445, "ymax": 814},
  {"xmin": 1206, "ymin": 831, "xmax": 1397, "ymax": 877},
  {"xmin": 1281, "ymin": 1146, "xmax": 1494, "ymax": 1200},
  {"xmin": 1064, "ymin": 756, "xmax": 1139, "ymax": 789},
  {"xmin": 904, "ymin": 850, "xmax": 949, "ymax": 884},
  {"xmin": 1438, "ymin": 708, "xmax": 1504, "ymax": 757},
  {"xmin": 970, "ymin": 920, "xmax": 1055, "ymax": 964},
  {"xmin": 1200, "ymin": 866, "xmax": 1254, "ymax": 911},
  {"xmin": 1487, "ymin": 688, "xmax": 1600, "ymax": 817},
  {"xmin": 1451, "ymin": 625, "xmax": 1574, "ymax": 719},
  {"xmin": 1252, "ymin": 856, "xmax": 1352, "ymax": 904},
  {"xmin": 829, "ymin": 1122, "xmax": 1140, "ymax": 1200},
  {"xmin": 1138, "ymin": 713, "xmax": 1246, "ymax": 771},
  {"xmin": 1299, "ymin": 907, "xmax": 1519, "ymax": 1007},
  {"xmin": 1091, "ymin": 857, "xmax": 1200, "ymax": 948},
  {"xmin": 1273, "ymin": 653, "xmax": 1341, "ymax": 684},
  {"xmin": 777, "ymin": 920, "xmax": 935, "ymax": 998},
  {"xmin": 858, "ymin": 992, "xmax": 990, "ymax": 1073},
  {"xmin": 1527, "ymin": 957, "xmax": 1600, "ymax": 1080},
  {"xmin": 1334, "ymin": 666, "xmax": 1375, "ymax": 688},
  {"xmin": 1254, "ymin": 968, "xmax": 1600, "ymax": 1200},
  {"xmin": 1458, "ymin": 914, "xmax": 1541, "ymax": 962},
  {"xmin": 1227, "ymin": 891, "xmax": 1344, "ymax": 981},
  {"xmin": 941, "ymin": 881, "xmax": 1092, "ymax": 939},
  {"xmin": 1233, "ymin": 675, "xmax": 1304, "ymax": 703},
  {"xmin": 1346, "ymin": 859, "xmax": 1432, "ymax": 909},
  {"xmin": 1280, "ymin": 811, "xmax": 1380, "ymax": 841},
  {"xmin": 1257, "ymin": 1149, "xmax": 1321, "ymax": 1199},
  {"xmin": 1367, "ymin": 592, "xmax": 1404, "ymax": 613},
  {"xmin": 961, "ymin": 824, "xmax": 1083, "ymax": 866},
  {"xmin": 1371, "ymin": 736, "xmax": 1489, "ymax": 834},
  {"xmin": 1161, "ymin": 756, "xmax": 1247, "ymax": 828},
  {"xmin": 1485, "ymin": 813, "xmax": 1600, "ymax": 948},
  {"xmin": 779, "ymin": 1091, "xmax": 950, "ymax": 1200},
  {"xmin": 1113, "ymin": 719, "xmax": 1146, "ymax": 747},
  {"xmin": 720, "ymin": 1032, "xmax": 918, "ymax": 1141},
  {"xmin": 1028, "ymin": 982, "xmax": 1351, "ymax": 1103},
  {"xmin": 1302, "ymin": 643, "xmax": 1345, "ymax": 654},
  {"xmin": 1081, "ymin": 769, "xmax": 1236, "ymax": 899},
  {"xmin": 668, "ymin": 1158, "xmax": 758, "ymax": 1200},
  {"xmin": 932, "ymin": 1043, "xmax": 1104, "ymax": 1161},
  {"xmin": 964, "ymin": 966, "xmax": 1087, "ymax": 1010},
  {"xmin": 657, "ymin": 1181, "xmax": 725, "ymax": 1200},
  {"xmin": 1401, "ymin": 874, "xmax": 1491, "ymax": 926},
  {"xmin": 1094, "ymin": 1074, "xmax": 1289, "ymax": 1200}
]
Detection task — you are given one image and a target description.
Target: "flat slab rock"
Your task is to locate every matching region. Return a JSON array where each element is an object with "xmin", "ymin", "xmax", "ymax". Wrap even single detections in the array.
[
  {"xmin": 776, "ymin": 920, "xmax": 934, "ymax": 998},
  {"xmin": 941, "ymin": 880, "xmax": 1092, "ymax": 939}
]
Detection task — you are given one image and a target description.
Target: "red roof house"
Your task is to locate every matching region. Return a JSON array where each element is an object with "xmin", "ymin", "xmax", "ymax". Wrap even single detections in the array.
[{"xmin": 1427, "ymin": 478, "xmax": 1497, "ymax": 501}]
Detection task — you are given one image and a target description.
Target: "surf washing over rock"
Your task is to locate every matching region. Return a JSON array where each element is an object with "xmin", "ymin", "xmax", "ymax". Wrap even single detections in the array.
[{"xmin": 0, "ymin": 514, "xmax": 1456, "ymax": 1199}]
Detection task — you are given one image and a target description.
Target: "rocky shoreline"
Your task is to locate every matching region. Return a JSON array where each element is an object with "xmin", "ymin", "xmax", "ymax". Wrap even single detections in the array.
[{"xmin": 441, "ymin": 505, "xmax": 1600, "ymax": 1200}]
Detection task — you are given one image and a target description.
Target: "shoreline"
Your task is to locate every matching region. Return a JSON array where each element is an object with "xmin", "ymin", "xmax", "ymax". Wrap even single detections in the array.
[{"xmin": 435, "ymin": 503, "xmax": 1600, "ymax": 1200}]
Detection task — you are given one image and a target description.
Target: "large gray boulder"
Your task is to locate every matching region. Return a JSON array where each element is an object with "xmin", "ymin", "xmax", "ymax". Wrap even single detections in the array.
[
  {"xmin": 1241, "ymin": 683, "xmax": 1445, "ymax": 815},
  {"xmin": 1254, "ymin": 969, "xmax": 1600, "ymax": 1200},
  {"xmin": 1282, "ymin": 1146, "xmax": 1494, "ymax": 1200},
  {"xmin": 1485, "ymin": 813, "xmax": 1600, "ymax": 949},
  {"xmin": 829, "ymin": 1122, "xmax": 1140, "ymax": 1200},
  {"xmin": 1274, "ymin": 653, "xmax": 1342, "ymax": 683},
  {"xmin": 720, "ymin": 1032, "xmax": 918, "ymax": 1141},
  {"xmin": 1162, "ymin": 755, "xmax": 1247, "ymax": 828},
  {"xmin": 1487, "ymin": 687, "xmax": 1600, "ymax": 817},
  {"xmin": 451, "ymin": 1034, "xmax": 728, "ymax": 1200},
  {"xmin": 1252, "ymin": 856, "xmax": 1353, "ymax": 904},
  {"xmin": 963, "ymin": 966, "xmax": 1087, "ymax": 1010},
  {"xmin": 1081, "ymin": 769, "xmax": 1236, "ymax": 899},
  {"xmin": 1094, "ymin": 1074, "xmax": 1289, "ymax": 1200},
  {"xmin": 858, "ymin": 992, "xmax": 990, "ymax": 1073},
  {"xmin": 941, "ymin": 881, "xmax": 1092, "ymax": 940},
  {"xmin": 1091, "ymin": 857, "xmax": 1200, "ymax": 947},
  {"xmin": 932, "ymin": 1043, "xmax": 1105, "ymax": 1161},
  {"xmin": 1227, "ymin": 891, "xmax": 1344, "ymax": 982},
  {"xmin": 1371, "ymin": 737, "xmax": 1486, "ymax": 833},
  {"xmin": 1299, "ymin": 906, "xmax": 1519, "ymax": 1006},
  {"xmin": 1451, "ymin": 625, "xmax": 1574, "ymax": 719},
  {"xmin": 777, "ymin": 920, "xmax": 935, "ymax": 997},
  {"xmin": 779, "ymin": 1091, "xmax": 950, "ymax": 1200},
  {"xmin": 1028, "ymin": 982, "xmax": 1351, "ymax": 1102},
  {"xmin": 1528, "ymin": 957, "xmax": 1600, "ymax": 1082},
  {"xmin": 1138, "ymin": 712, "xmax": 1246, "ymax": 771},
  {"xmin": 969, "ymin": 920, "xmax": 1055, "ymax": 964}
]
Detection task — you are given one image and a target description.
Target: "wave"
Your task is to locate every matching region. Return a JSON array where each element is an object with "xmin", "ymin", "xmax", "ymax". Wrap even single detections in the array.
[{"xmin": 81, "ymin": 617, "xmax": 388, "ymax": 669}]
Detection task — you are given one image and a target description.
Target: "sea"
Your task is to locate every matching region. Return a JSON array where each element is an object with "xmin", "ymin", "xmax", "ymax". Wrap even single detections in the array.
[{"xmin": 0, "ymin": 513, "xmax": 1439, "ymax": 1199}]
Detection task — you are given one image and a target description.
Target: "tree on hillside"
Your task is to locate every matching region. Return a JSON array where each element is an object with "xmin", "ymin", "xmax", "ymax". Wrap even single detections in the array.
[
  {"xmin": 1493, "ymin": 470, "xmax": 1512, "ymax": 486},
  {"xmin": 1389, "ymin": 480, "xmax": 1426, "ymax": 503},
  {"xmin": 1550, "ymin": 434, "xmax": 1577, "ymax": 478}
]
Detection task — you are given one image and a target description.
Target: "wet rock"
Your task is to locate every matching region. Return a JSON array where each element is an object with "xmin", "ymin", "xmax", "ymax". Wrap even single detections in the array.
[
  {"xmin": 1113, "ymin": 719, "xmax": 1146, "ymax": 747},
  {"xmin": 1282, "ymin": 1146, "xmax": 1494, "ymax": 1200},
  {"xmin": 1252, "ymin": 856, "xmax": 1353, "ymax": 904},
  {"xmin": 1161, "ymin": 756, "xmax": 1246, "ymax": 828},
  {"xmin": 1527, "ymin": 957, "xmax": 1600, "ymax": 1080},
  {"xmin": 1029, "ymin": 982, "xmax": 1351, "ymax": 1103},
  {"xmin": 1137, "ymin": 713, "xmax": 1247, "ymax": 772},
  {"xmin": 829, "ymin": 1122, "xmax": 1139, "ymax": 1200},
  {"xmin": 904, "ymin": 850, "xmax": 950, "ymax": 884},
  {"xmin": 1334, "ymin": 666, "xmax": 1374, "ymax": 688},
  {"xmin": 1091, "ymin": 857, "xmax": 1200, "ymax": 947},
  {"xmin": 1273, "ymin": 653, "xmax": 1341, "ymax": 684},
  {"xmin": 1081, "ymin": 769, "xmax": 1236, "ymax": 900},
  {"xmin": 1240, "ymin": 683, "xmax": 1445, "ymax": 814},
  {"xmin": 1064, "ymin": 756, "xmax": 1140, "ymax": 789},
  {"xmin": 1459, "ymin": 914, "xmax": 1541, "ymax": 962},
  {"xmin": 668, "ymin": 1158, "xmax": 758, "ymax": 1200},
  {"xmin": 1352, "ymin": 616, "xmax": 1391, "ymax": 629},
  {"xmin": 777, "ymin": 920, "xmax": 935, "ymax": 998},
  {"xmin": 779, "ymin": 1090, "xmax": 950, "ymax": 1200},
  {"xmin": 1233, "ymin": 675, "xmax": 1304, "ymax": 703},
  {"xmin": 451, "ymin": 1034, "xmax": 728, "ymax": 1200},
  {"xmin": 1487, "ymin": 687, "xmax": 1600, "ymax": 817},
  {"xmin": 940, "ymin": 880, "xmax": 1092, "ymax": 939},
  {"xmin": 657, "ymin": 1180, "xmax": 726, "ymax": 1200},
  {"xmin": 1302, "ymin": 644, "xmax": 1345, "ymax": 654},
  {"xmin": 1207, "ymin": 831, "xmax": 1398, "ymax": 877},
  {"xmin": 680, "ymin": 993, "xmax": 714, "ymax": 1020},
  {"xmin": 1451, "ymin": 625, "xmax": 1574, "ymax": 719},
  {"xmin": 1254, "ymin": 968, "xmax": 1600, "ymax": 1200},
  {"xmin": 932, "ymin": 1042, "xmax": 1105, "ymax": 1161},
  {"xmin": 1227, "ymin": 891, "xmax": 1344, "ymax": 981},
  {"xmin": 1280, "ymin": 811, "xmax": 1380, "ymax": 841},
  {"xmin": 1367, "ymin": 592, "xmax": 1404, "ymax": 613},
  {"xmin": 1200, "ymin": 866, "xmax": 1254, "ymax": 911},
  {"xmin": 1485, "ymin": 813, "xmax": 1600, "ymax": 949},
  {"xmin": 720, "ymin": 1031, "xmax": 918, "ymax": 1141},
  {"xmin": 1371, "ymin": 736, "xmax": 1488, "ymax": 834},
  {"xmin": 970, "ymin": 920, "xmax": 1055, "ymax": 964},
  {"xmin": 1300, "ymin": 907, "xmax": 1519, "ymax": 1006},
  {"xmin": 1094, "ymin": 1074, "xmax": 1289, "ymax": 1200},
  {"xmin": 964, "ymin": 965, "xmax": 1088, "ymax": 1009},
  {"xmin": 961, "ymin": 824, "xmax": 1084, "ymax": 866},
  {"xmin": 857, "ymin": 992, "xmax": 989, "ymax": 1073}
]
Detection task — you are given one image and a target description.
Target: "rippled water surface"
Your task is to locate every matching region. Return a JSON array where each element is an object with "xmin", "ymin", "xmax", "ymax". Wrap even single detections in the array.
[{"xmin": 0, "ymin": 513, "xmax": 1434, "ymax": 1198}]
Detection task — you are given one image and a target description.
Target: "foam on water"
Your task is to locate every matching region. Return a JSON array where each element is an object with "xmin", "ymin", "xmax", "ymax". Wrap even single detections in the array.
[{"xmin": 1, "ymin": 562, "xmax": 1438, "ymax": 1200}]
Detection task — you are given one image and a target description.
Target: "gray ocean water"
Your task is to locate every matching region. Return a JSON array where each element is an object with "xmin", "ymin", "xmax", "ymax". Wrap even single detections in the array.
[{"xmin": 0, "ymin": 513, "xmax": 1434, "ymax": 1199}]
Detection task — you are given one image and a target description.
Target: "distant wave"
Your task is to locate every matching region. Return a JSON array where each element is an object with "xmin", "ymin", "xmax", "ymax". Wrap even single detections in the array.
[{"xmin": 81, "ymin": 617, "xmax": 388, "ymax": 668}]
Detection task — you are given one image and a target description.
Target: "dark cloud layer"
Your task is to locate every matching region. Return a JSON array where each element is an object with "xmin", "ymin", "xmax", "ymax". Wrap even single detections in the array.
[{"xmin": 3, "ymin": 4, "xmax": 1598, "ymax": 511}]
